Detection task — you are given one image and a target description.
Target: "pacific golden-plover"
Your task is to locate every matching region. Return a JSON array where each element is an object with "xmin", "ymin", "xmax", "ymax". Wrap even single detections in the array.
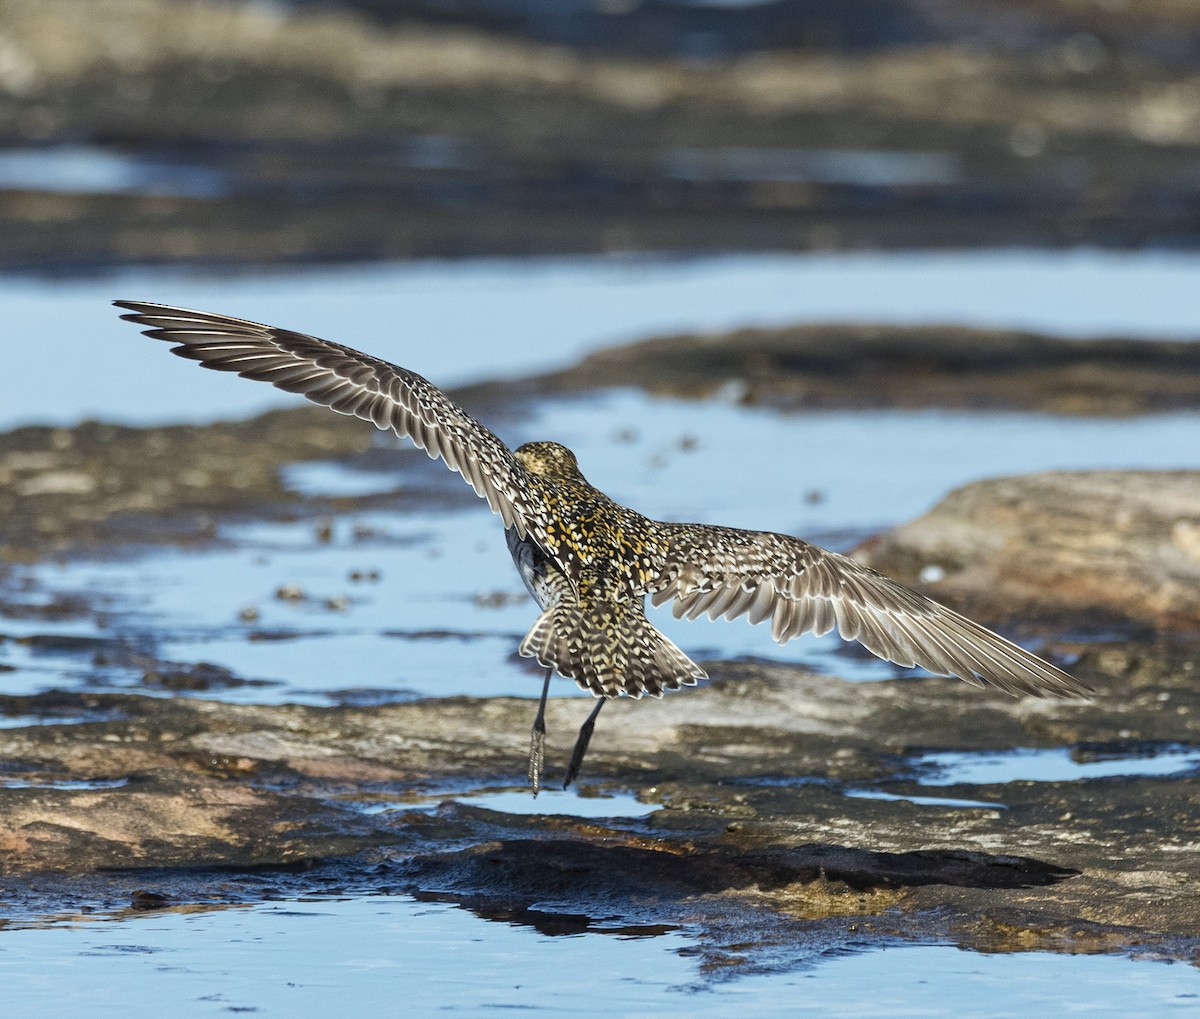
[{"xmin": 115, "ymin": 300, "xmax": 1091, "ymax": 793}]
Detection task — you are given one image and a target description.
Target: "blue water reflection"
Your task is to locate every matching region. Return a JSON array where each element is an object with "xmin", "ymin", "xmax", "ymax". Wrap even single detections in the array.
[
  {"xmin": 0, "ymin": 897, "xmax": 1194, "ymax": 1017},
  {"xmin": 5, "ymin": 391, "xmax": 1195, "ymax": 704},
  {"xmin": 8, "ymin": 249, "xmax": 1200, "ymax": 428},
  {"xmin": 0, "ymin": 144, "xmax": 227, "ymax": 197},
  {"xmin": 919, "ymin": 746, "xmax": 1200, "ymax": 785}
]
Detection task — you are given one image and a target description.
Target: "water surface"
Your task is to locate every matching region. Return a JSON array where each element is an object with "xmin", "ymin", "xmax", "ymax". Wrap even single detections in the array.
[
  {"xmin": 918, "ymin": 746, "xmax": 1200, "ymax": 785},
  {"xmin": 4, "ymin": 393, "xmax": 1194, "ymax": 704},
  {"xmin": 0, "ymin": 896, "xmax": 1194, "ymax": 1017},
  {"xmin": 8, "ymin": 248, "xmax": 1200, "ymax": 428},
  {"xmin": 3, "ymin": 249, "xmax": 1199, "ymax": 1011}
]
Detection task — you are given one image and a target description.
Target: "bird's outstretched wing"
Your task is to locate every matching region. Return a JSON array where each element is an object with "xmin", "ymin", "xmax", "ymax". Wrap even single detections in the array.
[
  {"xmin": 114, "ymin": 301, "xmax": 536, "ymax": 535},
  {"xmin": 650, "ymin": 523, "xmax": 1089, "ymax": 699}
]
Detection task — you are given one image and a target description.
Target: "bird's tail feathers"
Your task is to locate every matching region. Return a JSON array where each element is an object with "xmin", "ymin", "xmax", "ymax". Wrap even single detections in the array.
[{"xmin": 519, "ymin": 600, "xmax": 706, "ymax": 698}]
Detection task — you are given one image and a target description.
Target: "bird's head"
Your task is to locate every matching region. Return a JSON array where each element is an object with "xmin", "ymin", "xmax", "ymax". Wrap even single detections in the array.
[{"xmin": 515, "ymin": 441, "xmax": 583, "ymax": 481}]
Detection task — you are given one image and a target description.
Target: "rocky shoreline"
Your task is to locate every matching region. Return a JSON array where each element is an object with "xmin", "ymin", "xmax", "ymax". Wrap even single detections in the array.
[
  {"xmin": 0, "ymin": 323, "xmax": 1198, "ymax": 965},
  {"xmin": 856, "ymin": 470, "xmax": 1200, "ymax": 632},
  {"xmin": 2, "ymin": 0, "xmax": 1200, "ymax": 269},
  {"xmin": 3, "ymin": 321, "xmax": 1198, "ymax": 561},
  {"xmin": 0, "ymin": 642, "xmax": 1197, "ymax": 961}
]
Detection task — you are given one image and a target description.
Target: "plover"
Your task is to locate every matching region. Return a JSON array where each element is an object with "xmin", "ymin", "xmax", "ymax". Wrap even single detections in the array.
[{"xmin": 115, "ymin": 301, "xmax": 1091, "ymax": 793}]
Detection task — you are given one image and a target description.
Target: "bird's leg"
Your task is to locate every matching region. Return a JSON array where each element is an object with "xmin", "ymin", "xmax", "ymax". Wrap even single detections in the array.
[
  {"xmin": 528, "ymin": 668, "xmax": 553, "ymax": 796},
  {"xmin": 563, "ymin": 697, "xmax": 606, "ymax": 790}
]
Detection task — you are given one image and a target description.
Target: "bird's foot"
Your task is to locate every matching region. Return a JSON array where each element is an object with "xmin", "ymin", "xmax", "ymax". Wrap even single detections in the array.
[
  {"xmin": 528, "ymin": 668, "xmax": 552, "ymax": 797},
  {"xmin": 528, "ymin": 718, "xmax": 546, "ymax": 797},
  {"xmin": 563, "ymin": 698, "xmax": 605, "ymax": 790}
]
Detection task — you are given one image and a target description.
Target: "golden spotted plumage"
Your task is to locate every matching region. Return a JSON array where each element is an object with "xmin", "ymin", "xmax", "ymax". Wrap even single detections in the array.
[
  {"xmin": 116, "ymin": 301, "xmax": 1093, "ymax": 791},
  {"xmin": 510, "ymin": 441, "xmax": 698, "ymax": 699}
]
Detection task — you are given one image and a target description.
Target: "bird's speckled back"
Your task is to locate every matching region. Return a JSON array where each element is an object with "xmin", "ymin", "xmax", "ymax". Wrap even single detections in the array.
[{"xmin": 514, "ymin": 441, "xmax": 669, "ymax": 601}]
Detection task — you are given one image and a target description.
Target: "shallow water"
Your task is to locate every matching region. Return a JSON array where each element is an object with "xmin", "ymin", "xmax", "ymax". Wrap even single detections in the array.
[
  {"xmin": 8, "ymin": 248, "xmax": 1200, "ymax": 428},
  {"xmin": 918, "ymin": 746, "xmax": 1200, "ymax": 785},
  {"xmin": 844, "ymin": 790, "xmax": 1005, "ymax": 810},
  {"xmin": 666, "ymin": 146, "xmax": 961, "ymax": 186},
  {"xmin": 0, "ymin": 778, "xmax": 128, "ymax": 790},
  {"xmin": 0, "ymin": 896, "xmax": 1195, "ymax": 1017},
  {"xmin": 4, "ymin": 250, "xmax": 1200, "ymax": 1010},
  {"xmin": 843, "ymin": 744, "xmax": 1200, "ymax": 812},
  {"xmin": 5, "ymin": 393, "xmax": 1195, "ymax": 705},
  {"xmin": 0, "ymin": 713, "xmax": 106, "ymax": 729},
  {"xmin": 401, "ymin": 784, "xmax": 652, "ymax": 818},
  {"xmin": 754, "ymin": 738, "xmax": 1200, "ymax": 800},
  {"xmin": 0, "ymin": 144, "xmax": 228, "ymax": 198}
]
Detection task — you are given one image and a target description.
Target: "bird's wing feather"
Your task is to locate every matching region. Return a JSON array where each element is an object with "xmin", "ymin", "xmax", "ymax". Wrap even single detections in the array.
[
  {"xmin": 650, "ymin": 522, "xmax": 1089, "ymax": 699},
  {"xmin": 114, "ymin": 300, "xmax": 537, "ymax": 535}
]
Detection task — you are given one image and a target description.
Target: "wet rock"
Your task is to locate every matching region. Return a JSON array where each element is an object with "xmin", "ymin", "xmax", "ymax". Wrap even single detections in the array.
[
  {"xmin": 0, "ymin": 770, "xmax": 384, "ymax": 873},
  {"xmin": 0, "ymin": 592, "xmax": 93, "ymax": 621},
  {"xmin": 528, "ymin": 324, "xmax": 1200, "ymax": 416},
  {"xmin": 13, "ymin": 634, "xmax": 116, "ymax": 657},
  {"xmin": 0, "ymin": 406, "xmax": 485, "ymax": 559},
  {"xmin": 0, "ymin": 327, "xmax": 1195, "ymax": 560},
  {"xmin": 855, "ymin": 470, "xmax": 1200, "ymax": 631},
  {"xmin": 0, "ymin": 640, "xmax": 1196, "ymax": 957},
  {"xmin": 141, "ymin": 661, "xmax": 274, "ymax": 693},
  {"xmin": 129, "ymin": 889, "xmax": 170, "ymax": 910}
]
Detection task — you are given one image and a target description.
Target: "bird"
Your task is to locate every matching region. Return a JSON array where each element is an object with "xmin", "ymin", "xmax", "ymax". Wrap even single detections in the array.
[{"xmin": 114, "ymin": 300, "xmax": 1092, "ymax": 794}]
